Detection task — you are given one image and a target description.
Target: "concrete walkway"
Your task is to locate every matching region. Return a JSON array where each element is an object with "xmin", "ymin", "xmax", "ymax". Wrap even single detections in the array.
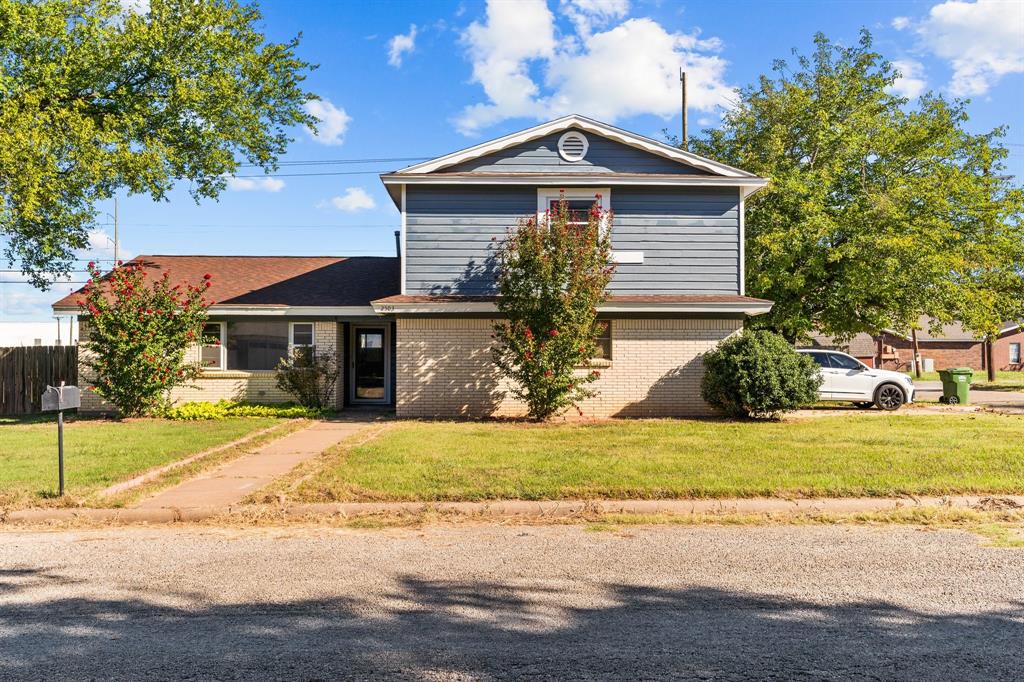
[{"xmin": 133, "ymin": 418, "xmax": 376, "ymax": 510}]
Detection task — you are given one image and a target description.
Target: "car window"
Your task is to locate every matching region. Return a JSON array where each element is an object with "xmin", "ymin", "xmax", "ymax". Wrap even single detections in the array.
[
  {"xmin": 805, "ymin": 352, "xmax": 831, "ymax": 368},
  {"xmin": 827, "ymin": 353, "xmax": 863, "ymax": 371}
]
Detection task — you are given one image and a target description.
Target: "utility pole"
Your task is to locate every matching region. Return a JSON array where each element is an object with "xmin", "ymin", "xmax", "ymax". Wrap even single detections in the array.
[
  {"xmin": 679, "ymin": 68, "xmax": 688, "ymax": 151},
  {"xmin": 113, "ymin": 197, "xmax": 120, "ymax": 264}
]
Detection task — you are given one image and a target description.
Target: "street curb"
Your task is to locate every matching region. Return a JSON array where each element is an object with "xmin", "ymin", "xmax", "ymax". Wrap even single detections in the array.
[{"xmin": 4, "ymin": 495, "xmax": 1022, "ymax": 526}]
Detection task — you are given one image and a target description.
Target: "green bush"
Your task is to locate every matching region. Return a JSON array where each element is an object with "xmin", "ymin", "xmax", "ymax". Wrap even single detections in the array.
[
  {"xmin": 701, "ymin": 330, "xmax": 822, "ymax": 419},
  {"xmin": 161, "ymin": 400, "xmax": 325, "ymax": 421},
  {"xmin": 275, "ymin": 349, "xmax": 341, "ymax": 409}
]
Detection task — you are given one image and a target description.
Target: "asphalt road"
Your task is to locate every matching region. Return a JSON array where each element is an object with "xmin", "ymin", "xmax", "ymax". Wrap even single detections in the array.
[{"xmin": 1, "ymin": 524, "xmax": 1022, "ymax": 681}]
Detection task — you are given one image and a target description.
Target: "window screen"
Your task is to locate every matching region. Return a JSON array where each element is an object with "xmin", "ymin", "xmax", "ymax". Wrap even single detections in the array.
[{"xmin": 227, "ymin": 321, "xmax": 289, "ymax": 370}]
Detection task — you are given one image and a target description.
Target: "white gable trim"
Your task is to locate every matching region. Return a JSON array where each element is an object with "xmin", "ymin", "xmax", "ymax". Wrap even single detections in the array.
[
  {"xmin": 382, "ymin": 174, "xmax": 767, "ymax": 191},
  {"xmin": 393, "ymin": 114, "xmax": 754, "ymax": 178}
]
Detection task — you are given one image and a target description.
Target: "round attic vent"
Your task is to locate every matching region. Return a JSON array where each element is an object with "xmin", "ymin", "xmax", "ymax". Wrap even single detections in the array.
[{"xmin": 557, "ymin": 131, "xmax": 589, "ymax": 162}]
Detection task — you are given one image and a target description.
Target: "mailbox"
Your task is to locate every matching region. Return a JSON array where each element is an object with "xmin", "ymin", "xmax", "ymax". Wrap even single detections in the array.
[{"xmin": 41, "ymin": 385, "xmax": 81, "ymax": 412}]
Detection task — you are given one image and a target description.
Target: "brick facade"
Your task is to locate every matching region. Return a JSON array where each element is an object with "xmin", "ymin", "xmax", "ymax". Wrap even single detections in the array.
[
  {"xmin": 395, "ymin": 316, "xmax": 742, "ymax": 418},
  {"xmin": 879, "ymin": 329, "xmax": 1024, "ymax": 372},
  {"xmin": 77, "ymin": 319, "xmax": 344, "ymax": 414}
]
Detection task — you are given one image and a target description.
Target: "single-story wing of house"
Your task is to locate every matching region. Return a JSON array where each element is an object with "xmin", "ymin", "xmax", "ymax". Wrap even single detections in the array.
[{"xmin": 54, "ymin": 114, "xmax": 776, "ymax": 417}]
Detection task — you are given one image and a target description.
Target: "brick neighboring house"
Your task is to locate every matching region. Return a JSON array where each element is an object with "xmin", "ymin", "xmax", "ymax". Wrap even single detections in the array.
[
  {"xmin": 806, "ymin": 318, "xmax": 1024, "ymax": 373},
  {"xmin": 54, "ymin": 114, "xmax": 774, "ymax": 417}
]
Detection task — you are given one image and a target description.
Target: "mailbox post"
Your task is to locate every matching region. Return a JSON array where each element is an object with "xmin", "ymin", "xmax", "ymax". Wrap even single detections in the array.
[{"xmin": 40, "ymin": 383, "xmax": 81, "ymax": 496}]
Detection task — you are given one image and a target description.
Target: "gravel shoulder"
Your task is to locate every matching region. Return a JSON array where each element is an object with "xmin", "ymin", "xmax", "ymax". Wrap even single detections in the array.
[{"xmin": 1, "ymin": 524, "xmax": 1022, "ymax": 680}]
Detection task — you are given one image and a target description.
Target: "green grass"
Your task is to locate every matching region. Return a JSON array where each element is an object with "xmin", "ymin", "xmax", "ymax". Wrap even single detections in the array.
[
  {"xmin": 904, "ymin": 370, "xmax": 1024, "ymax": 390},
  {"xmin": 0, "ymin": 415, "xmax": 282, "ymax": 507},
  {"xmin": 282, "ymin": 414, "xmax": 1024, "ymax": 502}
]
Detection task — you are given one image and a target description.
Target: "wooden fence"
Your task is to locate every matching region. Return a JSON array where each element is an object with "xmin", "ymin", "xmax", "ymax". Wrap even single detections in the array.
[{"xmin": 0, "ymin": 346, "xmax": 78, "ymax": 415}]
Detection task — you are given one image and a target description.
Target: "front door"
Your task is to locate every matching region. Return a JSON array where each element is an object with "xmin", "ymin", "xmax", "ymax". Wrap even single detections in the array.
[{"xmin": 350, "ymin": 325, "xmax": 390, "ymax": 404}]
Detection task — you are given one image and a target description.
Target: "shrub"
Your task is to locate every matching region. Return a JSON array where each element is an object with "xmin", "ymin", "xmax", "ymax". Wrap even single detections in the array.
[
  {"xmin": 161, "ymin": 400, "xmax": 323, "ymax": 420},
  {"xmin": 80, "ymin": 262, "xmax": 212, "ymax": 417},
  {"xmin": 274, "ymin": 348, "xmax": 341, "ymax": 409},
  {"xmin": 492, "ymin": 194, "xmax": 616, "ymax": 420},
  {"xmin": 701, "ymin": 330, "xmax": 822, "ymax": 419}
]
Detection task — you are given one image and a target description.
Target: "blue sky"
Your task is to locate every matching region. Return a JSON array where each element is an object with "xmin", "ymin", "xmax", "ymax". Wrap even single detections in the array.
[{"xmin": 3, "ymin": 0, "xmax": 1023, "ymax": 320}]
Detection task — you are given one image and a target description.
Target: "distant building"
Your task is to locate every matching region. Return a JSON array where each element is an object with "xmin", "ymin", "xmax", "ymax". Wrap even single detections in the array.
[
  {"xmin": 805, "ymin": 317, "xmax": 1023, "ymax": 372},
  {"xmin": 0, "ymin": 320, "xmax": 78, "ymax": 347}
]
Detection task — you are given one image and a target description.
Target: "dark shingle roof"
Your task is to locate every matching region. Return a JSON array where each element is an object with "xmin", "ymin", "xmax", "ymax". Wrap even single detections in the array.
[{"xmin": 53, "ymin": 255, "xmax": 400, "ymax": 310}]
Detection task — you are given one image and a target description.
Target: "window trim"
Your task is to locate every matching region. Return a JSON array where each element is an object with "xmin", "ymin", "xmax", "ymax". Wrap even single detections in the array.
[
  {"xmin": 537, "ymin": 188, "xmax": 610, "ymax": 233},
  {"xmin": 201, "ymin": 321, "xmax": 227, "ymax": 371},
  {"xmin": 1010, "ymin": 342, "xmax": 1021, "ymax": 365},
  {"xmin": 289, "ymin": 322, "xmax": 315, "ymax": 349},
  {"xmin": 289, "ymin": 321, "xmax": 316, "ymax": 365},
  {"xmin": 535, "ymin": 188, "xmax": 642, "ymax": 265}
]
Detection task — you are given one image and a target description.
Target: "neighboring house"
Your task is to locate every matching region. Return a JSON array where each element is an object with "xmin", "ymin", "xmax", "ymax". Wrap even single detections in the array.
[
  {"xmin": 806, "ymin": 317, "xmax": 1024, "ymax": 372},
  {"xmin": 54, "ymin": 114, "xmax": 773, "ymax": 417}
]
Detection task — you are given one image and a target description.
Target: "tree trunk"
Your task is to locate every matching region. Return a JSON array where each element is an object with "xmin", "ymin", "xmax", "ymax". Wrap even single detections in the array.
[
  {"xmin": 986, "ymin": 336, "xmax": 996, "ymax": 382},
  {"xmin": 911, "ymin": 329, "xmax": 922, "ymax": 378}
]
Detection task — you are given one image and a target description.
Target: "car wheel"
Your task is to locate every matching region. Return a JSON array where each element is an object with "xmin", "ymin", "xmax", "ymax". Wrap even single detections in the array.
[
  {"xmin": 854, "ymin": 401, "xmax": 874, "ymax": 409},
  {"xmin": 874, "ymin": 384, "xmax": 905, "ymax": 411}
]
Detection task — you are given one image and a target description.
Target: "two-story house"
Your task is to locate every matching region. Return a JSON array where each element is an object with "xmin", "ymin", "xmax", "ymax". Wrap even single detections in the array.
[{"xmin": 55, "ymin": 115, "xmax": 772, "ymax": 417}]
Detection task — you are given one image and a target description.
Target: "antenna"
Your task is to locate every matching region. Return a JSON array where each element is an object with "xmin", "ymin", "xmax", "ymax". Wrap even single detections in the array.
[{"xmin": 679, "ymin": 68, "xmax": 688, "ymax": 151}]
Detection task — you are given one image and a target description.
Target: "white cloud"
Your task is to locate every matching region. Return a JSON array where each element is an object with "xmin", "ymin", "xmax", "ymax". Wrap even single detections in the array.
[
  {"xmin": 891, "ymin": 16, "xmax": 911, "ymax": 30},
  {"xmin": 916, "ymin": 0, "xmax": 1024, "ymax": 96},
  {"xmin": 323, "ymin": 187, "xmax": 377, "ymax": 212},
  {"xmin": 560, "ymin": 0, "xmax": 629, "ymax": 37},
  {"xmin": 226, "ymin": 176, "xmax": 286, "ymax": 192},
  {"xmin": 388, "ymin": 25, "xmax": 418, "ymax": 67},
  {"xmin": 455, "ymin": 0, "xmax": 732, "ymax": 135},
  {"xmin": 83, "ymin": 228, "xmax": 134, "ymax": 262},
  {"xmin": 889, "ymin": 59, "xmax": 928, "ymax": 98},
  {"xmin": 303, "ymin": 99, "xmax": 352, "ymax": 146}
]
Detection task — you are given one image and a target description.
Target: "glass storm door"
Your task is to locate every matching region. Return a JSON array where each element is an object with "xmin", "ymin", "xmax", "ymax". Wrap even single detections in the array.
[{"xmin": 351, "ymin": 326, "xmax": 388, "ymax": 403}]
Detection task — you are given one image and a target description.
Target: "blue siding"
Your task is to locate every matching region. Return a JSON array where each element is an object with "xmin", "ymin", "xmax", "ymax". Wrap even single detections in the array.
[
  {"xmin": 445, "ymin": 130, "xmax": 708, "ymax": 175},
  {"xmin": 404, "ymin": 185, "xmax": 740, "ymax": 295}
]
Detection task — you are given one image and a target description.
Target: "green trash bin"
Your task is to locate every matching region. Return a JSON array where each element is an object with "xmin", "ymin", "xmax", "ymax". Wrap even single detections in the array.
[{"xmin": 937, "ymin": 367, "xmax": 973, "ymax": 404}]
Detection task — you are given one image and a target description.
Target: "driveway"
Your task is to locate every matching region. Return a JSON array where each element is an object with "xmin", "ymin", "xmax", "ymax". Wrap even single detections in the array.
[
  {"xmin": 1, "ymin": 524, "xmax": 1022, "ymax": 680},
  {"xmin": 914, "ymin": 380, "xmax": 1024, "ymax": 414}
]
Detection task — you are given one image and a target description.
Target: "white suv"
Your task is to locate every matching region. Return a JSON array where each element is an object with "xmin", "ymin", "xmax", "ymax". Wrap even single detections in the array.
[{"xmin": 797, "ymin": 349, "xmax": 915, "ymax": 410}]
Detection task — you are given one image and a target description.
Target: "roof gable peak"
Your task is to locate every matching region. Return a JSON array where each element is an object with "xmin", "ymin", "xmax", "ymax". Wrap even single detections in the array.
[{"xmin": 392, "ymin": 115, "xmax": 754, "ymax": 178}]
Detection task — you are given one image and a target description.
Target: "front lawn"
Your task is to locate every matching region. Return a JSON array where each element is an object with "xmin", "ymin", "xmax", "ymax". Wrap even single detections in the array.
[
  {"xmin": 0, "ymin": 415, "xmax": 282, "ymax": 507},
  {"xmin": 278, "ymin": 414, "xmax": 1024, "ymax": 502}
]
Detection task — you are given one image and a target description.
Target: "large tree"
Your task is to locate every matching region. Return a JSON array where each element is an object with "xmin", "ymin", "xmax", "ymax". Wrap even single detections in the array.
[
  {"xmin": 691, "ymin": 30, "xmax": 1024, "ymax": 342},
  {"xmin": 0, "ymin": 0, "xmax": 316, "ymax": 286}
]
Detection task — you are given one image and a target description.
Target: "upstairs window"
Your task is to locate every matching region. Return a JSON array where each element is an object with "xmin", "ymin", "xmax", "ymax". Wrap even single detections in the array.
[{"xmin": 537, "ymin": 188, "xmax": 611, "ymax": 233}]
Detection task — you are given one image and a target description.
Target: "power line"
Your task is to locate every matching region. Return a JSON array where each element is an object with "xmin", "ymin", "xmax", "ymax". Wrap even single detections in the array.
[
  {"xmin": 235, "ymin": 156, "xmax": 431, "ymax": 168},
  {"xmin": 230, "ymin": 169, "xmax": 396, "ymax": 178}
]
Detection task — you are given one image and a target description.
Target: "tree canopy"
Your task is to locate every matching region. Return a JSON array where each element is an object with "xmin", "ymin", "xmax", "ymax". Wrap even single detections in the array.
[
  {"xmin": 0, "ymin": 0, "xmax": 316, "ymax": 286},
  {"xmin": 691, "ymin": 30, "xmax": 1024, "ymax": 341}
]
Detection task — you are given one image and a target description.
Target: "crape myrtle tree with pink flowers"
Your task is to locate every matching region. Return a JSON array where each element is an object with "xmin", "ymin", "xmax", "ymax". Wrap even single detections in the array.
[
  {"xmin": 492, "ymin": 194, "xmax": 615, "ymax": 420},
  {"xmin": 79, "ymin": 262, "xmax": 214, "ymax": 417}
]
